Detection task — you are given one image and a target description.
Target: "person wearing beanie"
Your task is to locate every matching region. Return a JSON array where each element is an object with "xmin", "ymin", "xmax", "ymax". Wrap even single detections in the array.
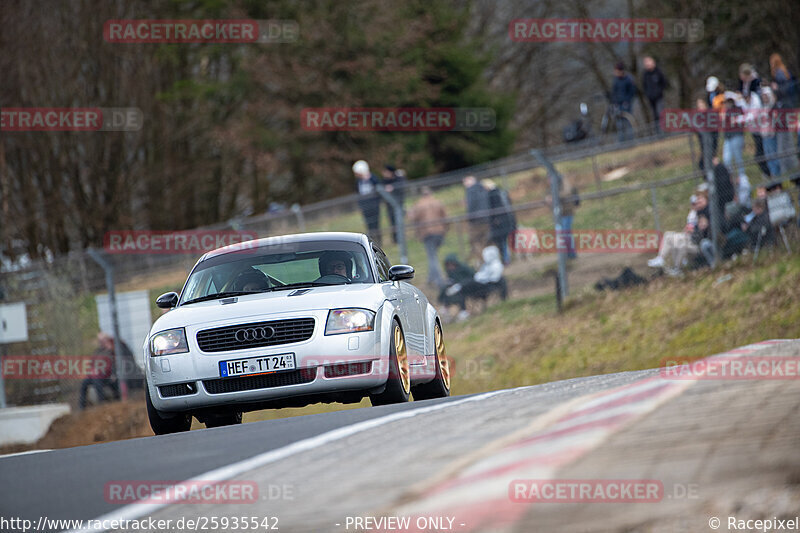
[{"xmin": 352, "ymin": 160, "xmax": 383, "ymax": 245}]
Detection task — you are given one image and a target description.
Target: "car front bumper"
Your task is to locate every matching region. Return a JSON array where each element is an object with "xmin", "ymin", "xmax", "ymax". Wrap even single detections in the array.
[{"xmin": 147, "ymin": 310, "xmax": 388, "ymax": 413}]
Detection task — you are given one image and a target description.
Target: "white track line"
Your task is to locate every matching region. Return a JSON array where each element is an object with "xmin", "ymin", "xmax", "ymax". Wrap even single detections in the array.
[
  {"xmin": 0, "ymin": 448, "xmax": 52, "ymax": 459},
  {"xmin": 66, "ymin": 389, "xmax": 517, "ymax": 533}
]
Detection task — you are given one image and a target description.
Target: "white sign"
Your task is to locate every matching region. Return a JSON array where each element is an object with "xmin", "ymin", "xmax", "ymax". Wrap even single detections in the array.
[
  {"xmin": 95, "ymin": 290, "xmax": 152, "ymax": 371},
  {"xmin": 0, "ymin": 302, "xmax": 28, "ymax": 344}
]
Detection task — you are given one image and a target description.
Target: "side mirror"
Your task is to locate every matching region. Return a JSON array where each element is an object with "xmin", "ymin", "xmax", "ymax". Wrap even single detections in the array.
[
  {"xmin": 156, "ymin": 292, "xmax": 179, "ymax": 309},
  {"xmin": 388, "ymin": 265, "xmax": 415, "ymax": 281}
]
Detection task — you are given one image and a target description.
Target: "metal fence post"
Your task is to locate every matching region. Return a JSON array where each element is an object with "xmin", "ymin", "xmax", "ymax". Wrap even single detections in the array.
[
  {"xmin": 87, "ymin": 248, "xmax": 127, "ymax": 401},
  {"xmin": 531, "ymin": 150, "xmax": 568, "ymax": 306},
  {"xmin": 591, "ymin": 153, "xmax": 601, "ymax": 191},
  {"xmin": 701, "ymin": 133, "xmax": 721, "ymax": 267},
  {"xmin": 650, "ymin": 186, "xmax": 661, "ymax": 234},
  {"xmin": 291, "ymin": 203, "xmax": 305, "ymax": 232}
]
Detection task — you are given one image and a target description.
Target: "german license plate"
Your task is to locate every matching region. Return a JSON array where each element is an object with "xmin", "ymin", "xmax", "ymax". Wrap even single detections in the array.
[{"xmin": 219, "ymin": 354, "xmax": 295, "ymax": 378}]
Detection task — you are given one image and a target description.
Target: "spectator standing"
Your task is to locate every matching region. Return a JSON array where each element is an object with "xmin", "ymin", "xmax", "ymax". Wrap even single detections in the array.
[
  {"xmin": 611, "ymin": 61, "xmax": 636, "ymax": 142},
  {"xmin": 738, "ymin": 63, "xmax": 762, "ymax": 98},
  {"xmin": 711, "ymin": 156, "xmax": 735, "ymax": 214},
  {"xmin": 407, "ymin": 186, "xmax": 448, "ymax": 287},
  {"xmin": 642, "ymin": 56, "xmax": 669, "ymax": 134},
  {"xmin": 739, "ymin": 65, "xmax": 770, "ymax": 177},
  {"xmin": 483, "ymin": 179, "xmax": 516, "ymax": 264},
  {"xmin": 770, "ymin": 53, "xmax": 799, "ymax": 174},
  {"xmin": 721, "ymin": 94, "xmax": 752, "ymax": 209},
  {"xmin": 79, "ymin": 332, "xmax": 119, "ymax": 409},
  {"xmin": 463, "ymin": 175, "xmax": 490, "ymax": 261},
  {"xmin": 705, "ymin": 76, "xmax": 720, "ymax": 108},
  {"xmin": 381, "ymin": 165, "xmax": 407, "ymax": 244},
  {"xmin": 704, "ymin": 76, "xmax": 723, "ymax": 161},
  {"xmin": 353, "ymin": 160, "xmax": 382, "ymax": 246},
  {"xmin": 696, "ymin": 98, "xmax": 710, "ymax": 171},
  {"xmin": 759, "ymin": 86, "xmax": 780, "ymax": 177}
]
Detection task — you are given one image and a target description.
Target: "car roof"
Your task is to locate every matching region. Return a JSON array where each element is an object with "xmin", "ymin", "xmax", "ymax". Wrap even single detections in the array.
[{"xmin": 200, "ymin": 231, "xmax": 370, "ymax": 261}]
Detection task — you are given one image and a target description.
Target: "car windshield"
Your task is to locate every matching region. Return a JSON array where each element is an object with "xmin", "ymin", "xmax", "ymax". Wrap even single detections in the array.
[{"xmin": 179, "ymin": 239, "xmax": 374, "ymax": 305}]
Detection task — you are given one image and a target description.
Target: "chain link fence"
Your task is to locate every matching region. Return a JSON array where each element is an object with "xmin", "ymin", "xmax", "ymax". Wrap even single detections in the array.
[{"xmin": 2, "ymin": 129, "xmax": 799, "ymax": 410}]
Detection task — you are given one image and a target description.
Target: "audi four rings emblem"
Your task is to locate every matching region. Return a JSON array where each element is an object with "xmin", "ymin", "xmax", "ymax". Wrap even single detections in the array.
[{"xmin": 235, "ymin": 326, "xmax": 276, "ymax": 342}]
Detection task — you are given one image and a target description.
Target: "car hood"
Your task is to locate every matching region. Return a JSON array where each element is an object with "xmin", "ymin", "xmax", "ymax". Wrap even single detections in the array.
[{"xmin": 150, "ymin": 283, "xmax": 389, "ymax": 333}]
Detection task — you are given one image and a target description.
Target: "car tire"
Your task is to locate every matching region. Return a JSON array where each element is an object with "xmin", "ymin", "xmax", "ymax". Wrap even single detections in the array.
[
  {"xmin": 146, "ymin": 384, "xmax": 192, "ymax": 435},
  {"xmin": 370, "ymin": 319, "xmax": 411, "ymax": 406},
  {"xmin": 412, "ymin": 321, "xmax": 451, "ymax": 401},
  {"xmin": 205, "ymin": 412, "xmax": 243, "ymax": 428}
]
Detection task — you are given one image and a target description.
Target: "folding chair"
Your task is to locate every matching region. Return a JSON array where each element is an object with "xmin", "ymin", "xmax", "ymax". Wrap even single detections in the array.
[{"xmin": 766, "ymin": 191, "xmax": 796, "ymax": 253}]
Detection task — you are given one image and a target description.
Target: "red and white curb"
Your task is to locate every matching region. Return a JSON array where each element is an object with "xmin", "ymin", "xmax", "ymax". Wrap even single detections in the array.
[{"xmin": 390, "ymin": 339, "xmax": 793, "ymax": 532}]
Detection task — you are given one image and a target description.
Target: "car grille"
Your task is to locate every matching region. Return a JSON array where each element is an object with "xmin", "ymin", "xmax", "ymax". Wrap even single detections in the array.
[
  {"xmin": 324, "ymin": 362, "xmax": 372, "ymax": 378},
  {"xmin": 196, "ymin": 318, "xmax": 315, "ymax": 352},
  {"xmin": 203, "ymin": 368, "xmax": 317, "ymax": 394},
  {"xmin": 159, "ymin": 382, "xmax": 197, "ymax": 398}
]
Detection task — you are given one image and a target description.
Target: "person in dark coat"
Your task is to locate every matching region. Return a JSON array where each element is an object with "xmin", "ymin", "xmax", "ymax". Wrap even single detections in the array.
[
  {"xmin": 642, "ymin": 56, "xmax": 669, "ymax": 133},
  {"xmin": 770, "ymin": 53, "xmax": 799, "ymax": 175},
  {"xmin": 381, "ymin": 165, "xmax": 407, "ymax": 244},
  {"xmin": 463, "ymin": 175, "xmax": 490, "ymax": 262},
  {"xmin": 711, "ymin": 157, "xmax": 735, "ymax": 214},
  {"xmin": 79, "ymin": 332, "xmax": 118, "ymax": 409},
  {"xmin": 352, "ymin": 160, "xmax": 382, "ymax": 246},
  {"xmin": 439, "ymin": 253, "xmax": 475, "ymax": 311},
  {"xmin": 482, "ymin": 179, "xmax": 516, "ymax": 264},
  {"xmin": 611, "ymin": 61, "xmax": 636, "ymax": 141},
  {"xmin": 743, "ymin": 198, "xmax": 774, "ymax": 249},
  {"xmin": 705, "ymin": 77, "xmax": 722, "ymax": 160}
]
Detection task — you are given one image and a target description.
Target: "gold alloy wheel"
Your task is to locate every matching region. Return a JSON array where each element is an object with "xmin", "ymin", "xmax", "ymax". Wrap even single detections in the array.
[
  {"xmin": 434, "ymin": 323, "xmax": 450, "ymax": 390},
  {"xmin": 394, "ymin": 324, "xmax": 411, "ymax": 393}
]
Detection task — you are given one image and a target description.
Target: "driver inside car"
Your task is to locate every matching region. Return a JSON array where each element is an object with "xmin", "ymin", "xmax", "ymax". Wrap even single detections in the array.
[
  {"xmin": 317, "ymin": 251, "xmax": 353, "ymax": 281},
  {"xmin": 232, "ymin": 269, "xmax": 271, "ymax": 292}
]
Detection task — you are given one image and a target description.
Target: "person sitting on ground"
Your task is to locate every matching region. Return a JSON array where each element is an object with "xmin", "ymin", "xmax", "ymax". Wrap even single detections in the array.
[
  {"xmin": 439, "ymin": 254, "xmax": 475, "ymax": 317},
  {"xmin": 702, "ymin": 203, "xmax": 749, "ymax": 267},
  {"xmin": 742, "ymin": 197, "xmax": 774, "ymax": 249},
  {"xmin": 648, "ymin": 192, "xmax": 708, "ymax": 274},
  {"xmin": 443, "ymin": 244, "xmax": 504, "ymax": 321}
]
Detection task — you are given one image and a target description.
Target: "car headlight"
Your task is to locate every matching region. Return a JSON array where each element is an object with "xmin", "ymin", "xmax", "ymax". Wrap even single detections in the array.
[
  {"xmin": 325, "ymin": 308, "xmax": 375, "ymax": 335},
  {"xmin": 150, "ymin": 328, "xmax": 189, "ymax": 356}
]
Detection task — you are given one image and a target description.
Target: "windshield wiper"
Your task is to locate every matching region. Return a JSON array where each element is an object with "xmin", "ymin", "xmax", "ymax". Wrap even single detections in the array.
[{"xmin": 181, "ymin": 291, "xmax": 259, "ymax": 305}]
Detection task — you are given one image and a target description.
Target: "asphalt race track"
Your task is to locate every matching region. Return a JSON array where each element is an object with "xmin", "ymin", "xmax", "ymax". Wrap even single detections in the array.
[
  {"xmin": 2, "ymin": 339, "xmax": 799, "ymax": 533},
  {"xmin": 0, "ymin": 370, "xmax": 652, "ymax": 531}
]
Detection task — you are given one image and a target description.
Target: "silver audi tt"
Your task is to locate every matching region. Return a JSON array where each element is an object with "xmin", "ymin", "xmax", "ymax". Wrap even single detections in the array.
[{"xmin": 145, "ymin": 232, "xmax": 451, "ymax": 434}]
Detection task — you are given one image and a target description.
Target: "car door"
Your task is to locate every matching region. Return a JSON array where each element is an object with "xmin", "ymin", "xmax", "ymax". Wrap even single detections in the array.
[{"xmin": 372, "ymin": 245, "xmax": 425, "ymax": 362}]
